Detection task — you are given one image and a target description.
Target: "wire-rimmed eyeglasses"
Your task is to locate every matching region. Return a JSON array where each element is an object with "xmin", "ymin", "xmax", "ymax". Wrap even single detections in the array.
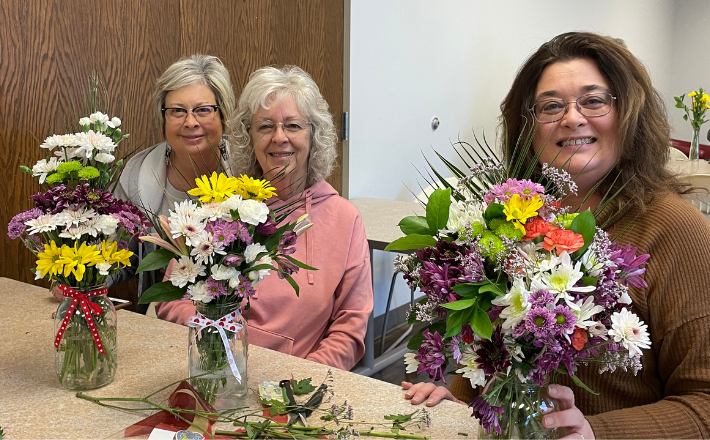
[
  {"xmin": 530, "ymin": 93, "xmax": 616, "ymax": 123},
  {"xmin": 162, "ymin": 105, "xmax": 220, "ymax": 122},
  {"xmin": 248, "ymin": 119, "xmax": 312, "ymax": 136}
]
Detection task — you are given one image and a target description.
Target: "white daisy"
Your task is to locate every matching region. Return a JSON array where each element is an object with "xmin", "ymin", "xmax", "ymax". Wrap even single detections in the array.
[
  {"xmin": 571, "ymin": 296, "xmax": 604, "ymax": 329},
  {"xmin": 491, "ymin": 278, "xmax": 530, "ymax": 331},
  {"xmin": 404, "ymin": 352, "xmax": 420, "ymax": 374},
  {"xmin": 53, "ymin": 147, "xmax": 79, "ymax": 161},
  {"xmin": 25, "ymin": 214, "xmax": 60, "ymax": 234},
  {"xmin": 210, "ymin": 264, "xmax": 237, "ymax": 281},
  {"xmin": 59, "ymin": 225, "xmax": 91, "ymax": 240},
  {"xmin": 455, "ymin": 347, "xmax": 487, "ymax": 388},
  {"xmin": 187, "ymin": 280, "xmax": 212, "ymax": 303},
  {"xmin": 197, "ymin": 202, "xmax": 231, "ymax": 222},
  {"xmin": 442, "ymin": 200, "xmax": 486, "ymax": 235},
  {"xmin": 40, "ymin": 133, "xmax": 79, "ymax": 151},
  {"xmin": 609, "ymin": 309, "xmax": 651, "ymax": 357},
  {"xmin": 74, "ymin": 130, "xmax": 116, "ymax": 158},
  {"xmin": 170, "ymin": 199, "xmax": 201, "ymax": 219},
  {"xmin": 170, "ymin": 214, "xmax": 206, "ymax": 246},
  {"xmin": 169, "ymin": 256, "xmax": 206, "ymax": 288},
  {"xmin": 244, "ymin": 243, "xmax": 268, "ymax": 264},
  {"xmin": 56, "ymin": 206, "xmax": 96, "ymax": 228},
  {"xmin": 190, "ymin": 235, "xmax": 225, "ymax": 265},
  {"xmin": 32, "ymin": 157, "xmax": 62, "ymax": 184},
  {"xmin": 531, "ymin": 252, "xmax": 594, "ymax": 310},
  {"xmin": 580, "ymin": 248, "xmax": 606, "ymax": 278}
]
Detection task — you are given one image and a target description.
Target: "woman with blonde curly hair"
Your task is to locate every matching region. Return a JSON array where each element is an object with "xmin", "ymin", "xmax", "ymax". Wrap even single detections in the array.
[{"xmin": 157, "ymin": 65, "xmax": 373, "ymax": 371}]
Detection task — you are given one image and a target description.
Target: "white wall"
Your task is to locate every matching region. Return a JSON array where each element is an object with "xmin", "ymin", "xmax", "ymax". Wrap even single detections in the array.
[
  {"xmin": 669, "ymin": 0, "xmax": 710, "ymax": 142},
  {"xmin": 346, "ymin": 0, "xmax": 679, "ymax": 317}
]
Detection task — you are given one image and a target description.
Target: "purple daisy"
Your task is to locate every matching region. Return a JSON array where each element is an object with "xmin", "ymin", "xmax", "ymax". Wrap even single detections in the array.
[
  {"xmin": 552, "ymin": 305, "xmax": 577, "ymax": 336},
  {"xmin": 206, "ymin": 220, "xmax": 239, "ymax": 245},
  {"xmin": 529, "ymin": 289, "xmax": 554, "ymax": 306},
  {"xmin": 234, "ymin": 274, "xmax": 256, "ymax": 298},
  {"xmin": 469, "ymin": 396, "xmax": 504, "ymax": 435},
  {"xmin": 515, "ymin": 180, "xmax": 545, "ymax": 198},
  {"xmin": 74, "ymin": 183, "xmax": 114, "ymax": 208},
  {"xmin": 415, "ymin": 329, "xmax": 447, "ymax": 383},
  {"xmin": 482, "ymin": 178, "xmax": 522, "ymax": 204},
  {"xmin": 525, "ymin": 306, "xmax": 555, "ymax": 338},
  {"xmin": 205, "ymin": 277, "xmax": 228, "ymax": 298},
  {"xmin": 234, "ymin": 221, "xmax": 253, "ymax": 245}
]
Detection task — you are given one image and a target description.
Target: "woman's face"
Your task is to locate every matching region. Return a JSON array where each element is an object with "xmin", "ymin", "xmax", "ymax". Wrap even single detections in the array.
[
  {"xmin": 251, "ymin": 94, "xmax": 311, "ymax": 183},
  {"xmin": 164, "ymin": 82, "xmax": 223, "ymax": 158},
  {"xmin": 532, "ymin": 58, "xmax": 619, "ymax": 195}
]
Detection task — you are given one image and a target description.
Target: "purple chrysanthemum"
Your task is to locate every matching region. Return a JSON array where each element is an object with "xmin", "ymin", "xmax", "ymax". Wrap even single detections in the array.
[
  {"xmin": 205, "ymin": 277, "xmax": 228, "ymax": 298},
  {"xmin": 206, "ymin": 220, "xmax": 239, "ymax": 245},
  {"xmin": 74, "ymin": 184, "xmax": 114, "ymax": 208},
  {"xmin": 525, "ymin": 307, "xmax": 555, "ymax": 338},
  {"xmin": 415, "ymin": 329, "xmax": 447, "ymax": 383},
  {"xmin": 7, "ymin": 208, "xmax": 44, "ymax": 239},
  {"xmin": 475, "ymin": 327, "xmax": 511, "ymax": 375},
  {"xmin": 469, "ymin": 396, "xmax": 504, "ymax": 435},
  {"xmin": 234, "ymin": 274, "xmax": 255, "ymax": 298},
  {"xmin": 234, "ymin": 221, "xmax": 253, "ymax": 245},
  {"xmin": 529, "ymin": 289, "xmax": 554, "ymax": 306},
  {"xmin": 552, "ymin": 305, "xmax": 577, "ymax": 336},
  {"xmin": 609, "ymin": 243, "xmax": 650, "ymax": 288}
]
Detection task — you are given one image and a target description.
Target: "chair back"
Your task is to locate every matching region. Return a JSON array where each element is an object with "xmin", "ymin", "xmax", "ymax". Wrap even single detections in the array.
[
  {"xmin": 678, "ymin": 174, "xmax": 710, "ymax": 215},
  {"xmin": 668, "ymin": 146, "xmax": 688, "ymax": 162}
]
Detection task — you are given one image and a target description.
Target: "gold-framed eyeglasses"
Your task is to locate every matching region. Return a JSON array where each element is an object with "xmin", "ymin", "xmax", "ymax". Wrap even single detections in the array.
[
  {"xmin": 530, "ymin": 93, "xmax": 616, "ymax": 123},
  {"xmin": 162, "ymin": 105, "xmax": 220, "ymax": 122},
  {"xmin": 248, "ymin": 119, "xmax": 312, "ymax": 136}
]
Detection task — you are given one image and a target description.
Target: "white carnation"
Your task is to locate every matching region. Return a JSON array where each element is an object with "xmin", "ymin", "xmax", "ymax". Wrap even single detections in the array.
[
  {"xmin": 79, "ymin": 117, "xmax": 92, "ymax": 126},
  {"xmin": 238, "ymin": 199, "xmax": 269, "ymax": 226},
  {"xmin": 89, "ymin": 112, "xmax": 110, "ymax": 125},
  {"xmin": 108, "ymin": 117, "xmax": 121, "ymax": 128},
  {"xmin": 187, "ymin": 280, "xmax": 212, "ymax": 303},
  {"xmin": 95, "ymin": 215, "xmax": 120, "ymax": 235},
  {"xmin": 210, "ymin": 264, "xmax": 237, "ymax": 281},
  {"xmin": 244, "ymin": 243, "xmax": 268, "ymax": 263},
  {"xmin": 94, "ymin": 152, "xmax": 115, "ymax": 164},
  {"xmin": 248, "ymin": 255, "xmax": 273, "ymax": 286},
  {"xmin": 222, "ymin": 194, "xmax": 243, "ymax": 213}
]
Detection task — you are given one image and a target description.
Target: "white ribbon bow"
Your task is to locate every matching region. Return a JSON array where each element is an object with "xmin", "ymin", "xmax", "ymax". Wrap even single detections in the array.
[{"xmin": 187, "ymin": 309, "xmax": 244, "ymax": 383}]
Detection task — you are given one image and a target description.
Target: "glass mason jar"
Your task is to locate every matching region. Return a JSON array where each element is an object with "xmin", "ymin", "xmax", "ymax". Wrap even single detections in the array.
[
  {"xmin": 189, "ymin": 301, "xmax": 248, "ymax": 409},
  {"xmin": 478, "ymin": 373, "xmax": 557, "ymax": 440},
  {"xmin": 690, "ymin": 127, "xmax": 701, "ymax": 161},
  {"xmin": 54, "ymin": 284, "xmax": 117, "ymax": 390}
]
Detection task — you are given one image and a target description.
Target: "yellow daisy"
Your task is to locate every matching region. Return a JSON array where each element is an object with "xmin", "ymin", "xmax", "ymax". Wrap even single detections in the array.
[
  {"xmin": 188, "ymin": 172, "xmax": 240, "ymax": 203},
  {"xmin": 61, "ymin": 242, "xmax": 102, "ymax": 282},
  {"xmin": 36, "ymin": 241, "xmax": 70, "ymax": 279},
  {"xmin": 234, "ymin": 174, "xmax": 277, "ymax": 201},
  {"xmin": 503, "ymin": 194, "xmax": 544, "ymax": 234}
]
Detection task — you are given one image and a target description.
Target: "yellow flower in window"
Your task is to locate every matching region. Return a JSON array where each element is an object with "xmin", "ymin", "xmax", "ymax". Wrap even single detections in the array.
[
  {"xmin": 188, "ymin": 172, "xmax": 239, "ymax": 203},
  {"xmin": 61, "ymin": 242, "xmax": 102, "ymax": 282},
  {"xmin": 36, "ymin": 241, "xmax": 70, "ymax": 279},
  {"xmin": 234, "ymin": 174, "xmax": 277, "ymax": 201},
  {"xmin": 503, "ymin": 194, "xmax": 544, "ymax": 234}
]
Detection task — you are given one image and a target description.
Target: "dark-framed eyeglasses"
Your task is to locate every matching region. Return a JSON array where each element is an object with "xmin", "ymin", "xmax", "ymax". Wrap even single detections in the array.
[
  {"xmin": 162, "ymin": 105, "xmax": 220, "ymax": 122},
  {"xmin": 247, "ymin": 119, "xmax": 312, "ymax": 136},
  {"xmin": 530, "ymin": 93, "xmax": 616, "ymax": 124}
]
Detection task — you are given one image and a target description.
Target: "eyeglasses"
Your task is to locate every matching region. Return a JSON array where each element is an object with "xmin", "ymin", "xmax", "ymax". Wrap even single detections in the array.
[
  {"xmin": 162, "ymin": 105, "xmax": 220, "ymax": 122},
  {"xmin": 530, "ymin": 93, "xmax": 616, "ymax": 123},
  {"xmin": 248, "ymin": 119, "xmax": 312, "ymax": 136}
]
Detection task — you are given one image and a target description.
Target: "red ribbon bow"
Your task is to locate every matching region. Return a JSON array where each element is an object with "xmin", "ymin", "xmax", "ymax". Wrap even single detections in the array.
[{"xmin": 54, "ymin": 284, "xmax": 109, "ymax": 355}]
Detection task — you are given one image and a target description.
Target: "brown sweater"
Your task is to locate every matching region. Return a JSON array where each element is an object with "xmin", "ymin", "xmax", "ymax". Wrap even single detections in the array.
[{"xmin": 450, "ymin": 191, "xmax": 710, "ymax": 439}]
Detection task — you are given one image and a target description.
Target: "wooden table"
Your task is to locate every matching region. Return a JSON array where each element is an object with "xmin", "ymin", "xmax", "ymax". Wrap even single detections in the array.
[{"xmin": 0, "ymin": 277, "xmax": 476, "ymax": 439}]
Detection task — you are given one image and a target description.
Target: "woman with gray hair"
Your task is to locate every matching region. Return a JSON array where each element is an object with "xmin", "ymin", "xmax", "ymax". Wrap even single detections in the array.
[
  {"xmin": 157, "ymin": 65, "xmax": 373, "ymax": 370},
  {"xmin": 108, "ymin": 54, "xmax": 237, "ymax": 312}
]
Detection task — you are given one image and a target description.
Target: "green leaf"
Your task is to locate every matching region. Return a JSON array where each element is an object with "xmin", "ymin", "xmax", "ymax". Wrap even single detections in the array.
[
  {"xmin": 282, "ymin": 254, "xmax": 318, "ymax": 271},
  {"xmin": 581, "ymin": 276, "xmax": 598, "ymax": 287},
  {"xmin": 243, "ymin": 263, "xmax": 275, "ymax": 273},
  {"xmin": 136, "ymin": 248, "xmax": 174, "ymax": 274},
  {"xmin": 569, "ymin": 373, "xmax": 599, "ymax": 395},
  {"xmin": 398, "ymin": 216, "xmax": 433, "ymax": 235},
  {"xmin": 470, "ymin": 306, "xmax": 493, "ymax": 340},
  {"xmin": 284, "ymin": 274, "xmax": 299, "ymax": 297},
  {"xmin": 425, "ymin": 188, "xmax": 451, "ymax": 231},
  {"xmin": 478, "ymin": 291, "xmax": 496, "ymax": 311},
  {"xmin": 484, "ymin": 203, "xmax": 506, "ymax": 222},
  {"xmin": 138, "ymin": 281, "xmax": 186, "ymax": 304},
  {"xmin": 444, "ymin": 309, "xmax": 467, "ymax": 338},
  {"xmin": 479, "ymin": 281, "xmax": 507, "ymax": 297},
  {"xmin": 439, "ymin": 298, "xmax": 476, "ymax": 310},
  {"xmin": 570, "ymin": 209, "xmax": 596, "ymax": 259},
  {"xmin": 292, "ymin": 378, "xmax": 316, "ymax": 395},
  {"xmin": 451, "ymin": 283, "xmax": 482, "ymax": 297},
  {"xmin": 259, "ymin": 398, "xmax": 288, "ymax": 416},
  {"xmin": 384, "ymin": 234, "xmax": 436, "ymax": 251}
]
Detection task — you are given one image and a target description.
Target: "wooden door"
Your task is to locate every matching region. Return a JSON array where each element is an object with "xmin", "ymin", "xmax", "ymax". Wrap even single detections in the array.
[{"xmin": 0, "ymin": 1, "xmax": 344, "ymax": 305}]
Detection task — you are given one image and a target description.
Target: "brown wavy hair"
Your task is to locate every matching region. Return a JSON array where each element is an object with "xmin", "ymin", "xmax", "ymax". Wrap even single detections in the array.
[{"xmin": 500, "ymin": 32, "xmax": 686, "ymax": 210}]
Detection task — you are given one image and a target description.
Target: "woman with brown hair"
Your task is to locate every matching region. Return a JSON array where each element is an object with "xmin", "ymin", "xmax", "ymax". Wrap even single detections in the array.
[{"xmin": 403, "ymin": 32, "xmax": 710, "ymax": 439}]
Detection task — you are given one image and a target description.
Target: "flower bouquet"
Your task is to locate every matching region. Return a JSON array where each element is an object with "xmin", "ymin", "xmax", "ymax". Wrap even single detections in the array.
[
  {"xmin": 674, "ymin": 87, "xmax": 709, "ymax": 160},
  {"xmin": 390, "ymin": 148, "xmax": 651, "ymax": 438},
  {"xmin": 136, "ymin": 172, "xmax": 314, "ymax": 407},
  {"xmin": 7, "ymin": 110, "xmax": 150, "ymax": 390}
]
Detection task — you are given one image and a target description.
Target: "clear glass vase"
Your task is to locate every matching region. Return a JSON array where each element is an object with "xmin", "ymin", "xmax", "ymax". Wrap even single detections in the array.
[
  {"xmin": 478, "ymin": 373, "xmax": 557, "ymax": 440},
  {"xmin": 690, "ymin": 127, "xmax": 701, "ymax": 161},
  {"xmin": 189, "ymin": 301, "xmax": 248, "ymax": 409},
  {"xmin": 54, "ymin": 284, "xmax": 117, "ymax": 390}
]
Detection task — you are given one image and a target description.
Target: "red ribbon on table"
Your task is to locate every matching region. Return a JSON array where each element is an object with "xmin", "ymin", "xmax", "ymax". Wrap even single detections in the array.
[{"xmin": 53, "ymin": 284, "xmax": 108, "ymax": 355}]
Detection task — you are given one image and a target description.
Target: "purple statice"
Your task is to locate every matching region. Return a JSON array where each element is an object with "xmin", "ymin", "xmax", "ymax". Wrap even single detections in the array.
[
  {"xmin": 529, "ymin": 289, "xmax": 554, "ymax": 306},
  {"xmin": 609, "ymin": 243, "xmax": 650, "ymax": 288},
  {"xmin": 222, "ymin": 254, "xmax": 244, "ymax": 267},
  {"xmin": 206, "ymin": 220, "xmax": 239, "ymax": 245},
  {"xmin": 234, "ymin": 221, "xmax": 253, "ymax": 245},
  {"xmin": 415, "ymin": 329, "xmax": 447, "ymax": 383},
  {"xmin": 205, "ymin": 277, "xmax": 228, "ymax": 298},
  {"xmin": 274, "ymin": 256, "xmax": 299, "ymax": 279},
  {"xmin": 458, "ymin": 250, "xmax": 485, "ymax": 282},
  {"xmin": 475, "ymin": 327, "xmax": 511, "ymax": 375},
  {"xmin": 234, "ymin": 274, "xmax": 255, "ymax": 298},
  {"xmin": 7, "ymin": 208, "xmax": 43, "ymax": 239},
  {"xmin": 74, "ymin": 184, "xmax": 114, "ymax": 209},
  {"xmin": 552, "ymin": 305, "xmax": 577, "ymax": 336},
  {"xmin": 278, "ymin": 231, "xmax": 298, "ymax": 255},
  {"xmin": 255, "ymin": 218, "xmax": 277, "ymax": 235},
  {"xmin": 469, "ymin": 396, "xmax": 504, "ymax": 435},
  {"xmin": 541, "ymin": 163, "xmax": 578, "ymax": 197},
  {"xmin": 525, "ymin": 306, "xmax": 555, "ymax": 338}
]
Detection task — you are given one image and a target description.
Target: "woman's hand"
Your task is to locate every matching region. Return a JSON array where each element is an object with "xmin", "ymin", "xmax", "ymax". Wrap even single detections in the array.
[
  {"xmin": 402, "ymin": 381, "xmax": 465, "ymax": 406},
  {"xmin": 543, "ymin": 384, "xmax": 595, "ymax": 440},
  {"xmin": 51, "ymin": 285, "xmax": 64, "ymax": 302}
]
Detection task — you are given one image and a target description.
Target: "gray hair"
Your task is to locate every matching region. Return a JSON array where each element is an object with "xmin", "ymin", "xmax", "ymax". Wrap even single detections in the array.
[
  {"xmin": 152, "ymin": 54, "xmax": 236, "ymax": 137},
  {"xmin": 230, "ymin": 65, "xmax": 338, "ymax": 185}
]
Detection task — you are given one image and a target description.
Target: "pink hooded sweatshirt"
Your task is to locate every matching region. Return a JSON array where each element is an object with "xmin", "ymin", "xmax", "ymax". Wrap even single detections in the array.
[{"xmin": 156, "ymin": 180, "xmax": 373, "ymax": 371}]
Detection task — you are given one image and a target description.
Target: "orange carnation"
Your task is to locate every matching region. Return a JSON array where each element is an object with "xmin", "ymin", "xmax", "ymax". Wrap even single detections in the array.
[
  {"xmin": 543, "ymin": 229, "xmax": 585, "ymax": 255},
  {"xmin": 522, "ymin": 217, "xmax": 557, "ymax": 241},
  {"xmin": 571, "ymin": 327, "xmax": 589, "ymax": 351}
]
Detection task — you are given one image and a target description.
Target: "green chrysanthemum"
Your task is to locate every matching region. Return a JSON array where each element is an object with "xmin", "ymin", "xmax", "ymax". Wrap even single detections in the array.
[
  {"xmin": 78, "ymin": 166, "xmax": 100, "ymax": 180},
  {"xmin": 555, "ymin": 213, "xmax": 579, "ymax": 229},
  {"xmin": 45, "ymin": 173, "xmax": 65, "ymax": 184},
  {"xmin": 57, "ymin": 161, "xmax": 82, "ymax": 174},
  {"xmin": 494, "ymin": 221, "xmax": 524, "ymax": 241},
  {"xmin": 488, "ymin": 217, "xmax": 506, "ymax": 230},
  {"xmin": 478, "ymin": 231, "xmax": 505, "ymax": 260}
]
